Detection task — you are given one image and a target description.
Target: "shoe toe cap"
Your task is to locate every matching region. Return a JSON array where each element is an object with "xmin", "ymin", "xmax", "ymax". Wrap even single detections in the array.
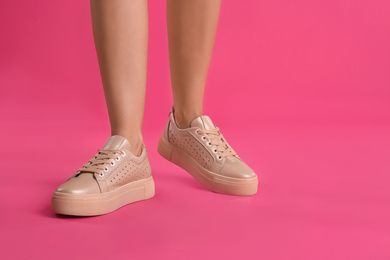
[
  {"xmin": 55, "ymin": 174, "xmax": 100, "ymax": 194},
  {"xmin": 219, "ymin": 156, "xmax": 257, "ymax": 179}
]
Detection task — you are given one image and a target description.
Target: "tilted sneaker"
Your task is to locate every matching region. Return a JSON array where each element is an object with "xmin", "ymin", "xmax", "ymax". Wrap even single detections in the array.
[
  {"xmin": 158, "ymin": 108, "xmax": 258, "ymax": 196},
  {"xmin": 51, "ymin": 135, "xmax": 155, "ymax": 216}
]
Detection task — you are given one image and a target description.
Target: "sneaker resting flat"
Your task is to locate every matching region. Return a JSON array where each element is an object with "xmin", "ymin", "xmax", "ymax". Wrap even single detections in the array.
[{"xmin": 51, "ymin": 135, "xmax": 155, "ymax": 216}]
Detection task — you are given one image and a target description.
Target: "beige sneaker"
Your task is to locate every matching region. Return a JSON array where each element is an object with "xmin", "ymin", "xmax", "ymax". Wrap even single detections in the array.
[
  {"xmin": 158, "ymin": 108, "xmax": 258, "ymax": 196},
  {"xmin": 51, "ymin": 135, "xmax": 155, "ymax": 216}
]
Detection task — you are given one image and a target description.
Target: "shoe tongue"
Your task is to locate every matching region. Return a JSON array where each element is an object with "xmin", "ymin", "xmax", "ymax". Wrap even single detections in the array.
[
  {"xmin": 102, "ymin": 135, "xmax": 131, "ymax": 151},
  {"xmin": 190, "ymin": 115, "xmax": 216, "ymax": 130}
]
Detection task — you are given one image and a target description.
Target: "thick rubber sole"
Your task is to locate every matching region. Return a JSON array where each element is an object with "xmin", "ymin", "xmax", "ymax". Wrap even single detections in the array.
[
  {"xmin": 51, "ymin": 176, "xmax": 155, "ymax": 216},
  {"xmin": 158, "ymin": 136, "xmax": 258, "ymax": 196}
]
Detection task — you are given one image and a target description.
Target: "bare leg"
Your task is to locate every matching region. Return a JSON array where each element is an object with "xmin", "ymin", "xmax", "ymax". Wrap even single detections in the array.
[
  {"xmin": 90, "ymin": 0, "xmax": 148, "ymax": 155},
  {"xmin": 166, "ymin": 0, "xmax": 221, "ymax": 128}
]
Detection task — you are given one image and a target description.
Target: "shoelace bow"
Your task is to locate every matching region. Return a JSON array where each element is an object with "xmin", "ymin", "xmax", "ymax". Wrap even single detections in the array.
[
  {"xmin": 76, "ymin": 149, "xmax": 125, "ymax": 175},
  {"xmin": 197, "ymin": 127, "xmax": 237, "ymax": 159}
]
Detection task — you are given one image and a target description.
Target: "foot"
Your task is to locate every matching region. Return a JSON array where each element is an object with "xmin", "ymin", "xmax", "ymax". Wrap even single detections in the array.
[
  {"xmin": 158, "ymin": 107, "xmax": 258, "ymax": 196},
  {"xmin": 51, "ymin": 135, "xmax": 155, "ymax": 216}
]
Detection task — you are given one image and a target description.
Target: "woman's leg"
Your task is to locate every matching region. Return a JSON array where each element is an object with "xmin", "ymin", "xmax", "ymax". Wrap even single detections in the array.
[
  {"xmin": 90, "ymin": 0, "xmax": 148, "ymax": 156},
  {"xmin": 166, "ymin": 0, "xmax": 221, "ymax": 128}
]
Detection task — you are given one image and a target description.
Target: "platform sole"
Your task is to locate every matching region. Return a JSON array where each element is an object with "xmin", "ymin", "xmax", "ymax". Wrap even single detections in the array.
[
  {"xmin": 158, "ymin": 136, "xmax": 258, "ymax": 196},
  {"xmin": 51, "ymin": 176, "xmax": 155, "ymax": 216}
]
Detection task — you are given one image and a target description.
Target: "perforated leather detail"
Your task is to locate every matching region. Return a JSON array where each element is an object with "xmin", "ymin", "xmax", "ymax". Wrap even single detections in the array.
[
  {"xmin": 108, "ymin": 158, "xmax": 151, "ymax": 190},
  {"xmin": 168, "ymin": 124, "xmax": 212, "ymax": 169}
]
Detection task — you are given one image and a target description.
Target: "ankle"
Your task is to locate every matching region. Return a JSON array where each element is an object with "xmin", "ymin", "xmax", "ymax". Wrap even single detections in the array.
[
  {"xmin": 112, "ymin": 132, "xmax": 143, "ymax": 156},
  {"xmin": 128, "ymin": 136, "xmax": 143, "ymax": 157},
  {"xmin": 173, "ymin": 106, "xmax": 202, "ymax": 129}
]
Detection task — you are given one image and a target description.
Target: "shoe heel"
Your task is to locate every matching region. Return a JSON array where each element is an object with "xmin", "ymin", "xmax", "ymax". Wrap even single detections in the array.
[
  {"xmin": 157, "ymin": 136, "xmax": 173, "ymax": 161},
  {"xmin": 144, "ymin": 176, "xmax": 155, "ymax": 199}
]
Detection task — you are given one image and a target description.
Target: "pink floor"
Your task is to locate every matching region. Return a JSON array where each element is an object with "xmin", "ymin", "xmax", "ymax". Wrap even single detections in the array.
[
  {"xmin": 1, "ymin": 121, "xmax": 389, "ymax": 259},
  {"xmin": 1, "ymin": 0, "xmax": 390, "ymax": 259}
]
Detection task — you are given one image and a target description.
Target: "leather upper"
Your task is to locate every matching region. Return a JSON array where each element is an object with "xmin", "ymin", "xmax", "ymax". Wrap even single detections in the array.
[
  {"xmin": 165, "ymin": 107, "xmax": 256, "ymax": 179},
  {"xmin": 55, "ymin": 173, "xmax": 101, "ymax": 194},
  {"xmin": 55, "ymin": 135, "xmax": 151, "ymax": 194}
]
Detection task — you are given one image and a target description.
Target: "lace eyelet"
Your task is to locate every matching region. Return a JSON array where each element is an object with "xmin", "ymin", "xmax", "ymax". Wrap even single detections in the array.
[
  {"xmin": 88, "ymin": 162, "xmax": 92, "ymax": 165},
  {"xmin": 207, "ymin": 142, "xmax": 211, "ymax": 146},
  {"xmin": 195, "ymin": 130, "xmax": 200, "ymax": 135},
  {"xmin": 121, "ymin": 151, "xmax": 126, "ymax": 156},
  {"xmin": 202, "ymin": 136, "xmax": 206, "ymax": 141},
  {"xmin": 104, "ymin": 167, "xmax": 108, "ymax": 172},
  {"xmin": 116, "ymin": 157, "xmax": 120, "ymax": 161},
  {"xmin": 99, "ymin": 173, "xmax": 104, "ymax": 177},
  {"xmin": 110, "ymin": 161, "xmax": 115, "ymax": 166},
  {"xmin": 217, "ymin": 156, "xmax": 222, "ymax": 160},
  {"xmin": 213, "ymin": 149, "xmax": 217, "ymax": 153}
]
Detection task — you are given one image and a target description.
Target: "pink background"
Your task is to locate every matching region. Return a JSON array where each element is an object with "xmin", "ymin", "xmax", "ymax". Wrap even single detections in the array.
[{"xmin": 1, "ymin": 0, "xmax": 389, "ymax": 259}]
